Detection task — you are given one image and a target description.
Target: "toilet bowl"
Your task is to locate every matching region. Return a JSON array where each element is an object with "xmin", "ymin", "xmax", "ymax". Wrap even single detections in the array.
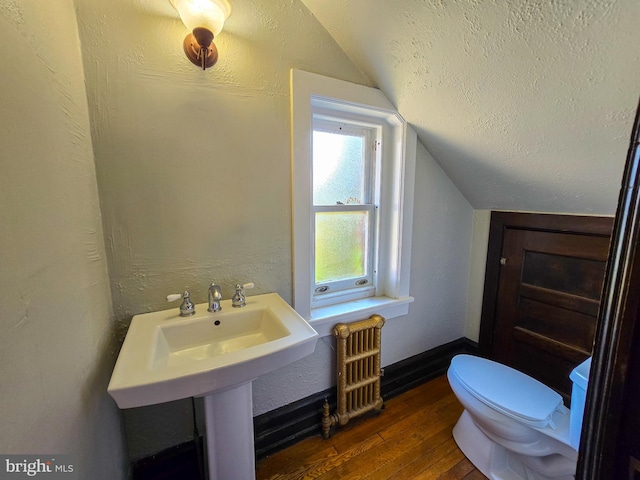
[{"xmin": 447, "ymin": 354, "xmax": 591, "ymax": 480}]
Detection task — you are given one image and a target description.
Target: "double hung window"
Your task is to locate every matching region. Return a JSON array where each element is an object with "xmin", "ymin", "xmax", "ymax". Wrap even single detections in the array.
[
  {"xmin": 291, "ymin": 69, "xmax": 416, "ymax": 332},
  {"xmin": 312, "ymin": 119, "xmax": 378, "ymax": 305}
]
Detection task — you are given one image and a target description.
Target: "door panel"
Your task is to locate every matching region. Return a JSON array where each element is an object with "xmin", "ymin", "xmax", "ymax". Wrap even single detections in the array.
[
  {"xmin": 521, "ymin": 251, "xmax": 607, "ymax": 300},
  {"xmin": 516, "ymin": 295, "xmax": 596, "ymax": 352}
]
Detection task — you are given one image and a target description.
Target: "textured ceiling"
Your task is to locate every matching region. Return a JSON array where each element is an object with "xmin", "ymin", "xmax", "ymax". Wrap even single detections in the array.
[{"xmin": 302, "ymin": 0, "xmax": 640, "ymax": 214}]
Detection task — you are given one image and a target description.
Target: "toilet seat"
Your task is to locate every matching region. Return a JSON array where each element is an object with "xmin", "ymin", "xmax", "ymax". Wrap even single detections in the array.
[{"xmin": 449, "ymin": 355, "xmax": 564, "ymax": 429}]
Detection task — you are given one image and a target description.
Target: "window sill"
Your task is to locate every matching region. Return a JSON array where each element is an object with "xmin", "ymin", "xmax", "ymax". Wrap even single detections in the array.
[{"xmin": 309, "ymin": 296, "xmax": 414, "ymax": 337}]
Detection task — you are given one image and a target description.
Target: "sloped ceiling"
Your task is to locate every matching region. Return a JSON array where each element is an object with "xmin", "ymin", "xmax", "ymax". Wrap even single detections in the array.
[{"xmin": 302, "ymin": 0, "xmax": 640, "ymax": 214}]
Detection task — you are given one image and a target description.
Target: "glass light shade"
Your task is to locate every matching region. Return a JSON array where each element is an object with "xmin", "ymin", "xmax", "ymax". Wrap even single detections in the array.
[{"xmin": 170, "ymin": 0, "xmax": 231, "ymax": 35}]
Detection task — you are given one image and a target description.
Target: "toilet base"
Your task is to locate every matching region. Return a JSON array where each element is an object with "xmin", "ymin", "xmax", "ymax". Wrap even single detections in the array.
[{"xmin": 453, "ymin": 410, "xmax": 575, "ymax": 480}]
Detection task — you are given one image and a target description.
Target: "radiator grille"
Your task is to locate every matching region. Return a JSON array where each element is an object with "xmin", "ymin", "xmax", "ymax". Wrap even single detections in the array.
[{"xmin": 322, "ymin": 315, "xmax": 385, "ymax": 438}]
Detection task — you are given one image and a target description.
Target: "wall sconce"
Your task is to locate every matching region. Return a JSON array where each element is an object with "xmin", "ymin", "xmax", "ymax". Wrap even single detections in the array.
[{"xmin": 170, "ymin": 0, "xmax": 232, "ymax": 70}]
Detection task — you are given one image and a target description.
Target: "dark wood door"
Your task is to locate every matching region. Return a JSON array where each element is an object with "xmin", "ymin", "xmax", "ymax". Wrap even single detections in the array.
[
  {"xmin": 493, "ymin": 227, "xmax": 610, "ymax": 402},
  {"xmin": 480, "ymin": 212, "xmax": 613, "ymax": 404}
]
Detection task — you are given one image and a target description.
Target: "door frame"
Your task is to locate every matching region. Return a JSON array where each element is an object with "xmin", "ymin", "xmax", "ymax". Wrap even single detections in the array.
[
  {"xmin": 576, "ymin": 99, "xmax": 640, "ymax": 479},
  {"xmin": 478, "ymin": 212, "xmax": 614, "ymax": 358}
]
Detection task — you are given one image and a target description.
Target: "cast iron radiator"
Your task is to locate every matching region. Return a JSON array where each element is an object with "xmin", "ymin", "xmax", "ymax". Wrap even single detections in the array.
[{"xmin": 321, "ymin": 314, "xmax": 385, "ymax": 439}]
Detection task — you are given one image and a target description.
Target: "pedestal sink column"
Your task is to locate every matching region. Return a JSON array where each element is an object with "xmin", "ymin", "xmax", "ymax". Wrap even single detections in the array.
[{"xmin": 203, "ymin": 381, "xmax": 255, "ymax": 480}]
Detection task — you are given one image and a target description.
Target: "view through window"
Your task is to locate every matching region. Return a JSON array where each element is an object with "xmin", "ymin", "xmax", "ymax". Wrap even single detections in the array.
[{"xmin": 312, "ymin": 121, "xmax": 377, "ymax": 301}]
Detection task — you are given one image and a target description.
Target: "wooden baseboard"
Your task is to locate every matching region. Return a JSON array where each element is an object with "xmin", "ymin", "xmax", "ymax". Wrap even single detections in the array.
[
  {"xmin": 254, "ymin": 337, "xmax": 478, "ymax": 459},
  {"xmin": 381, "ymin": 337, "xmax": 478, "ymax": 399},
  {"xmin": 131, "ymin": 437, "xmax": 205, "ymax": 480},
  {"xmin": 131, "ymin": 337, "xmax": 478, "ymax": 476}
]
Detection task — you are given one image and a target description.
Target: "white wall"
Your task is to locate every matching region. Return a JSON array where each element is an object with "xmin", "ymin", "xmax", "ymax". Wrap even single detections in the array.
[
  {"xmin": 465, "ymin": 210, "xmax": 492, "ymax": 341},
  {"xmin": 0, "ymin": 1, "xmax": 127, "ymax": 478},
  {"xmin": 73, "ymin": 0, "xmax": 475, "ymax": 460},
  {"xmin": 381, "ymin": 143, "xmax": 474, "ymax": 363}
]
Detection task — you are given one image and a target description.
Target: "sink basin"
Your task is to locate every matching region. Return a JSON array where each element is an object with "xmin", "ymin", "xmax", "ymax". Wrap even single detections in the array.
[
  {"xmin": 153, "ymin": 306, "xmax": 290, "ymax": 369},
  {"xmin": 108, "ymin": 292, "xmax": 318, "ymax": 409}
]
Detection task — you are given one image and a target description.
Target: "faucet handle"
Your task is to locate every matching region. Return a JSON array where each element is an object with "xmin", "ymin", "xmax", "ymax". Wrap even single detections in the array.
[
  {"xmin": 167, "ymin": 291, "xmax": 196, "ymax": 317},
  {"xmin": 232, "ymin": 283, "xmax": 254, "ymax": 308}
]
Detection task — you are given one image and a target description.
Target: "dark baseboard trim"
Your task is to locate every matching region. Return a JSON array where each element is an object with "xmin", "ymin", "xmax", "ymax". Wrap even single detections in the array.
[
  {"xmin": 253, "ymin": 336, "xmax": 478, "ymax": 459},
  {"xmin": 253, "ymin": 385, "xmax": 336, "ymax": 459},
  {"xmin": 381, "ymin": 337, "xmax": 478, "ymax": 400},
  {"xmin": 131, "ymin": 437, "xmax": 205, "ymax": 480}
]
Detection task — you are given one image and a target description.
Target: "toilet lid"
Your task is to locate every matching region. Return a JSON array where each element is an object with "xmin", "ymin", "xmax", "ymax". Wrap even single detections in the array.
[{"xmin": 449, "ymin": 355, "xmax": 564, "ymax": 429}]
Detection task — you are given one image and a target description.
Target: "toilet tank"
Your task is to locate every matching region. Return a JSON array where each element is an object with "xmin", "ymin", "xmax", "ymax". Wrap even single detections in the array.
[{"xmin": 569, "ymin": 357, "xmax": 592, "ymax": 449}]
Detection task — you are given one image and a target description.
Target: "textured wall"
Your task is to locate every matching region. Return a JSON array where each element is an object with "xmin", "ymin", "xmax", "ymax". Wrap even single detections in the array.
[
  {"xmin": 382, "ymin": 143, "xmax": 474, "ymax": 365},
  {"xmin": 75, "ymin": 0, "xmax": 371, "ymax": 327},
  {"xmin": 73, "ymin": 0, "xmax": 474, "ymax": 460},
  {"xmin": 0, "ymin": 0, "xmax": 127, "ymax": 478},
  {"xmin": 303, "ymin": 0, "xmax": 640, "ymax": 215}
]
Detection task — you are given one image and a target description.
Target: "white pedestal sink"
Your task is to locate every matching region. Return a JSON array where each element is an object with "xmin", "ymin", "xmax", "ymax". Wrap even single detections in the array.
[{"xmin": 107, "ymin": 293, "xmax": 318, "ymax": 480}]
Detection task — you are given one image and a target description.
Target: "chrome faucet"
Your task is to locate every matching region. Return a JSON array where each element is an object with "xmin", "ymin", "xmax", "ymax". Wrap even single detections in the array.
[{"xmin": 208, "ymin": 282, "xmax": 222, "ymax": 312}]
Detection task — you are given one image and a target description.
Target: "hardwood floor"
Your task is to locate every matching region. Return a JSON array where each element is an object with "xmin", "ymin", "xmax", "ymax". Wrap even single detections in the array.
[{"xmin": 256, "ymin": 375, "xmax": 485, "ymax": 479}]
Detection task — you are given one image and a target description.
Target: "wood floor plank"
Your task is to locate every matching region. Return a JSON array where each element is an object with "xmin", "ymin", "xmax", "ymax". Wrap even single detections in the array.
[
  {"xmin": 463, "ymin": 469, "xmax": 488, "ymax": 479},
  {"xmin": 398, "ymin": 376, "xmax": 452, "ymax": 409},
  {"xmin": 255, "ymin": 375, "xmax": 486, "ymax": 480},
  {"xmin": 378, "ymin": 394, "xmax": 457, "ymax": 441},
  {"xmin": 313, "ymin": 431, "xmax": 428, "ymax": 480},
  {"xmin": 327, "ymin": 375, "xmax": 453, "ymax": 454},
  {"xmin": 328, "ymin": 403, "xmax": 407, "ymax": 454},
  {"xmin": 313, "ymin": 408, "xmax": 456, "ymax": 480},
  {"xmin": 436, "ymin": 397, "xmax": 465, "ymax": 426},
  {"xmin": 368, "ymin": 423, "xmax": 456, "ymax": 480},
  {"xmin": 435, "ymin": 458, "xmax": 477, "ymax": 480},
  {"xmin": 384, "ymin": 431, "xmax": 459, "ymax": 480},
  {"xmin": 255, "ymin": 431, "xmax": 334, "ymax": 478},
  {"xmin": 412, "ymin": 439, "xmax": 466, "ymax": 480},
  {"xmin": 268, "ymin": 433, "xmax": 385, "ymax": 480},
  {"xmin": 255, "ymin": 443, "xmax": 337, "ymax": 480}
]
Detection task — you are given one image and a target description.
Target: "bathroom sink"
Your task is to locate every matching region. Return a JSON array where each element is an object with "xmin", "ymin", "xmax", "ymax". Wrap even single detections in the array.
[
  {"xmin": 108, "ymin": 293, "xmax": 318, "ymax": 408},
  {"xmin": 152, "ymin": 306, "xmax": 290, "ymax": 369}
]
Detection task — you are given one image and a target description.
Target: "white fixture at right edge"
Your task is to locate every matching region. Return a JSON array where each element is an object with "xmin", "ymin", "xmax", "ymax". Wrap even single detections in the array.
[
  {"xmin": 108, "ymin": 292, "xmax": 318, "ymax": 480},
  {"xmin": 447, "ymin": 355, "xmax": 591, "ymax": 480}
]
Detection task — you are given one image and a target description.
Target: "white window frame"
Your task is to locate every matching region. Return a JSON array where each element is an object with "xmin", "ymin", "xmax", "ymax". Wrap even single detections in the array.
[
  {"xmin": 312, "ymin": 118, "xmax": 378, "ymax": 306},
  {"xmin": 291, "ymin": 69, "xmax": 416, "ymax": 336}
]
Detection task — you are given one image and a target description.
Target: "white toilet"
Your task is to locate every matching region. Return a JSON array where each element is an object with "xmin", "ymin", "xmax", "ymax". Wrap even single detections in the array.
[{"xmin": 447, "ymin": 354, "xmax": 591, "ymax": 480}]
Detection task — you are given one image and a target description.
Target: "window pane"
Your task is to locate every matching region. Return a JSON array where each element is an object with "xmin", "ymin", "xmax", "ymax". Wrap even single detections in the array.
[
  {"xmin": 313, "ymin": 130, "xmax": 366, "ymax": 206},
  {"xmin": 315, "ymin": 211, "xmax": 369, "ymax": 284}
]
